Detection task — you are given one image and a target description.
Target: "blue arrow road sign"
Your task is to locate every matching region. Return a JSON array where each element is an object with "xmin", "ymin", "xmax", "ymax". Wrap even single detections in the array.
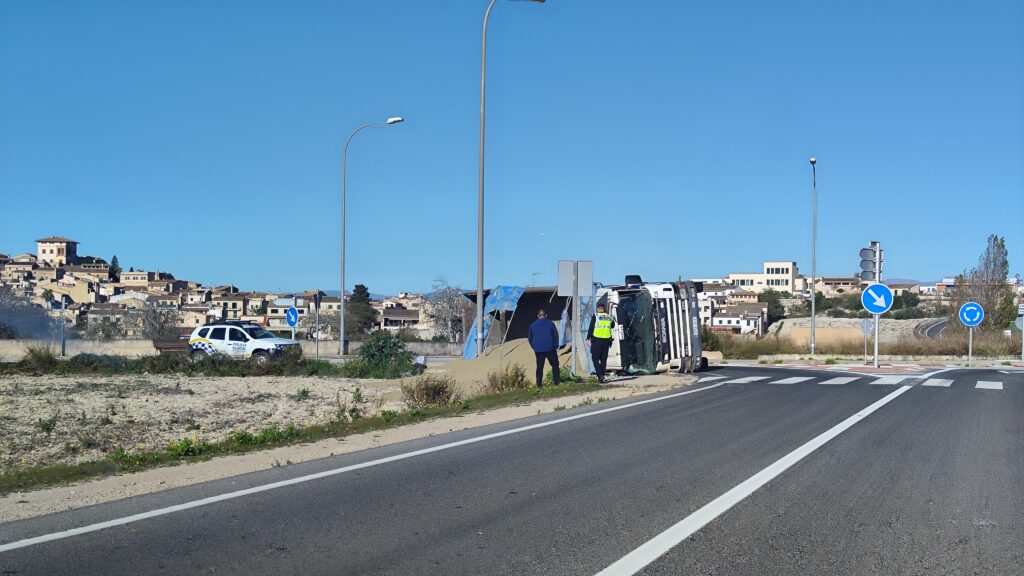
[
  {"xmin": 286, "ymin": 306, "xmax": 299, "ymax": 327},
  {"xmin": 861, "ymin": 283, "xmax": 893, "ymax": 315},
  {"xmin": 958, "ymin": 302, "xmax": 984, "ymax": 327}
]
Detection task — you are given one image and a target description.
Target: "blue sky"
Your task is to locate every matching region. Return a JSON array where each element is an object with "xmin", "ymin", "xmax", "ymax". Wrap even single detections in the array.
[{"xmin": 1, "ymin": 0, "xmax": 1021, "ymax": 294}]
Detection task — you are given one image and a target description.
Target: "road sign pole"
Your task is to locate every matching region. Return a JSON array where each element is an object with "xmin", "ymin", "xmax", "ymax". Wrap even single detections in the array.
[
  {"xmin": 863, "ymin": 331, "xmax": 867, "ymax": 365},
  {"xmin": 968, "ymin": 326, "xmax": 973, "ymax": 367},
  {"xmin": 570, "ymin": 261, "xmax": 578, "ymax": 378},
  {"xmin": 873, "ymin": 242, "xmax": 881, "ymax": 368}
]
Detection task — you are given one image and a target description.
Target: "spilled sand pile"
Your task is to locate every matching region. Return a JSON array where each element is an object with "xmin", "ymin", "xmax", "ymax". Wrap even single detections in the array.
[{"xmin": 403, "ymin": 338, "xmax": 581, "ymax": 397}]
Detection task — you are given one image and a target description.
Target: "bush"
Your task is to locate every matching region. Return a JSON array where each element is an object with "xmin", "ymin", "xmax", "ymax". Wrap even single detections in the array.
[
  {"xmin": 485, "ymin": 364, "xmax": 530, "ymax": 393},
  {"xmin": 23, "ymin": 344, "xmax": 58, "ymax": 371},
  {"xmin": 543, "ymin": 367, "xmax": 582, "ymax": 386},
  {"xmin": 167, "ymin": 436, "xmax": 209, "ymax": 458},
  {"xmin": 401, "ymin": 375, "xmax": 460, "ymax": 408},
  {"xmin": 357, "ymin": 331, "xmax": 414, "ymax": 378}
]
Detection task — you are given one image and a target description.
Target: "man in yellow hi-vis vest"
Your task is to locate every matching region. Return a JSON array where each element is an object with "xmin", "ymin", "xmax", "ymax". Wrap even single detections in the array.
[{"xmin": 586, "ymin": 303, "xmax": 616, "ymax": 383}]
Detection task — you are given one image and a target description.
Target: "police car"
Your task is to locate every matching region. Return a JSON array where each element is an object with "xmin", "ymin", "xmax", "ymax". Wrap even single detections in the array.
[{"xmin": 187, "ymin": 321, "xmax": 301, "ymax": 365}]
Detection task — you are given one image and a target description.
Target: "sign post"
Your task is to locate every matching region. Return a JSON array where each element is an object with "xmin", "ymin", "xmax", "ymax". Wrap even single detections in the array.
[
  {"xmin": 859, "ymin": 241, "xmax": 885, "ymax": 367},
  {"xmin": 958, "ymin": 302, "xmax": 984, "ymax": 366},
  {"xmin": 860, "ymin": 281, "xmax": 893, "ymax": 368},
  {"xmin": 558, "ymin": 260, "xmax": 593, "ymax": 378},
  {"xmin": 313, "ymin": 292, "xmax": 323, "ymax": 362},
  {"xmin": 860, "ymin": 318, "xmax": 872, "ymax": 365},
  {"xmin": 1015, "ymin": 313, "xmax": 1023, "ymax": 361}
]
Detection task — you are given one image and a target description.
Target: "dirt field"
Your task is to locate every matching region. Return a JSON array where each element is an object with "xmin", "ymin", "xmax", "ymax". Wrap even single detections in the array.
[{"xmin": 0, "ymin": 374, "xmax": 405, "ymax": 473}]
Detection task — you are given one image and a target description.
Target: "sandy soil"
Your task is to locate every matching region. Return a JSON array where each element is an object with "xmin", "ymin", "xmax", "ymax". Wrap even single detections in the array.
[
  {"xmin": 0, "ymin": 374, "xmax": 406, "ymax": 473},
  {"xmin": 0, "ymin": 372, "xmax": 694, "ymax": 522}
]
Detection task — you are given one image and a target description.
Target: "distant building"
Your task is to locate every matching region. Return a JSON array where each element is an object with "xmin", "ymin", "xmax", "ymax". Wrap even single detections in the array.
[
  {"xmin": 35, "ymin": 236, "xmax": 78, "ymax": 267},
  {"xmin": 725, "ymin": 260, "xmax": 803, "ymax": 295}
]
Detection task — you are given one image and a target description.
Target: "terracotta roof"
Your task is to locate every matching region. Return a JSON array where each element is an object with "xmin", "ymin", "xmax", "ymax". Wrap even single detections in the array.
[{"xmin": 35, "ymin": 236, "xmax": 78, "ymax": 243}]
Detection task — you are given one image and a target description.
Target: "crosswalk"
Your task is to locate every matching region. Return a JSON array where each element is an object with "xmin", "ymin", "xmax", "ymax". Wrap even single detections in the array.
[{"xmin": 700, "ymin": 374, "xmax": 1014, "ymax": 391}]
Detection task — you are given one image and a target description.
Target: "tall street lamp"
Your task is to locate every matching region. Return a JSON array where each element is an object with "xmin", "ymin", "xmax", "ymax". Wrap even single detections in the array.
[
  {"xmin": 477, "ymin": 0, "xmax": 545, "ymax": 356},
  {"xmin": 340, "ymin": 116, "xmax": 403, "ymax": 355},
  {"xmin": 809, "ymin": 156, "xmax": 817, "ymax": 356}
]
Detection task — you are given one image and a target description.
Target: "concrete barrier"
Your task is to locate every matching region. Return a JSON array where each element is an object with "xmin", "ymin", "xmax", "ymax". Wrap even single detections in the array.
[
  {"xmin": 0, "ymin": 339, "xmax": 158, "ymax": 362},
  {"xmin": 0, "ymin": 338, "xmax": 463, "ymax": 362}
]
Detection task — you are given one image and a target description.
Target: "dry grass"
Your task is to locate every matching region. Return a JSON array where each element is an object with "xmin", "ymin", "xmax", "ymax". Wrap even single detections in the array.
[{"xmin": 715, "ymin": 332, "xmax": 1021, "ymax": 359}]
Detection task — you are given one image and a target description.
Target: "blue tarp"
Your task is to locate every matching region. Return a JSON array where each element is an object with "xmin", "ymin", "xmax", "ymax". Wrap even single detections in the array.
[{"xmin": 462, "ymin": 285, "xmax": 527, "ymax": 360}]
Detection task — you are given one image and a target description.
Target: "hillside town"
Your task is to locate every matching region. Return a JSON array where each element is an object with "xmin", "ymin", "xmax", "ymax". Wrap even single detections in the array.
[{"xmin": 1, "ymin": 236, "xmax": 1021, "ymax": 341}]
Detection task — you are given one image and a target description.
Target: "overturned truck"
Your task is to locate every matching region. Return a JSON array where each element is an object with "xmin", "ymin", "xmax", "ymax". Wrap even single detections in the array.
[{"xmin": 597, "ymin": 276, "xmax": 705, "ymax": 375}]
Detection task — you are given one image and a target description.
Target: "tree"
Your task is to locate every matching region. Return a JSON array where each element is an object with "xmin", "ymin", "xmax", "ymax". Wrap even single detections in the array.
[
  {"xmin": 345, "ymin": 284, "xmax": 377, "ymax": 338},
  {"xmin": 424, "ymin": 278, "xmax": 470, "ymax": 342},
  {"xmin": 947, "ymin": 234, "xmax": 1015, "ymax": 331},
  {"xmin": 40, "ymin": 289, "xmax": 54, "ymax": 303},
  {"xmin": 110, "ymin": 255, "xmax": 122, "ymax": 279},
  {"xmin": 138, "ymin": 303, "xmax": 181, "ymax": 340},
  {"xmin": 757, "ymin": 289, "xmax": 786, "ymax": 324}
]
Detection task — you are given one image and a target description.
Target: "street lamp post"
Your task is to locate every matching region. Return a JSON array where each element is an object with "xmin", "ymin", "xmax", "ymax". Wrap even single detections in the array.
[
  {"xmin": 809, "ymin": 157, "xmax": 817, "ymax": 356},
  {"xmin": 340, "ymin": 117, "xmax": 403, "ymax": 355},
  {"xmin": 476, "ymin": 0, "xmax": 545, "ymax": 356}
]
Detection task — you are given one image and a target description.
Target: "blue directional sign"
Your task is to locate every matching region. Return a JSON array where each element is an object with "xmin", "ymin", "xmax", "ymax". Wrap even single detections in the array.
[
  {"xmin": 861, "ymin": 283, "xmax": 893, "ymax": 315},
  {"xmin": 958, "ymin": 302, "xmax": 984, "ymax": 327},
  {"xmin": 285, "ymin": 306, "xmax": 299, "ymax": 327}
]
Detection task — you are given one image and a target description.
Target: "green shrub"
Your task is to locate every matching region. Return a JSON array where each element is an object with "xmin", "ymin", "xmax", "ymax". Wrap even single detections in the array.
[
  {"xmin": 358, "ymin": 331, "xmax": 414, "ymax": 378},
  {"xmin": 401, "ymin": 375, "xmax": 460, "ymax": 408},
  {"xmin": 485, "ymin": 364, "xmax": 530, "ymax": 393},
  {"xmin": 543, "ymin": 367, "xmax": 581, "ymax": 386},
  {"xmin": 23, "ymin": 344, "xmax": 58, "ymax": 371},
  {"xmin": 37, "ymin": 413, "xmax": 59, "ymax": 434},
  {"xmin": 380, "ymin": 410, "xmax": 398, "ymax": 423},
  {"xmin": 167, "ymin": 436, "xmax": 209, "ymax": 458},
  {"xmin": 824, "ymin": 358, "xmax": 838, "ymax": 365}
]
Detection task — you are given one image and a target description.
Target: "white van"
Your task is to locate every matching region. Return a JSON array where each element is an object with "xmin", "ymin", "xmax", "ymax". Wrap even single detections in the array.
[{"xmin": 188, "ymin": 322, "xmax": 301, "ymax": 365}]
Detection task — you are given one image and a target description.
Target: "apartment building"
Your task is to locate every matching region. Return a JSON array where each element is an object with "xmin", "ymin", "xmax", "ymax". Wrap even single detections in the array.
[{"xmin": 725, "ymin": 260, "xmax": 802, "ymax": 295}]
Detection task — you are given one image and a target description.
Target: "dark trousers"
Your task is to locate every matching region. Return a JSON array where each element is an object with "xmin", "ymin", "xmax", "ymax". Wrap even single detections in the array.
[
  {"xmin": 535, "ymin": 350, "xmax": 559, "ymax": 387},
  {"xmin": 590, "ymin": 338, "xmax": 611, "ymax": 382}
]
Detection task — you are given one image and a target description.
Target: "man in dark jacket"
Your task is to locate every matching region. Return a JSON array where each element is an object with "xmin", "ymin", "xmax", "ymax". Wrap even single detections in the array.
[{"xmin": 528, "ymin": 309, "xmax": 560, "ymax": 388}]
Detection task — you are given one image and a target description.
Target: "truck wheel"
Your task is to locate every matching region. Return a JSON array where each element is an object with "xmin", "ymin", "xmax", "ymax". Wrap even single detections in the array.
[
  {"xmin": 252, "ymin": 350, "xmax": 270, "ymax": 366},
  {"xmin": 700, "ymin": 356, "xmax": 709, "ymax": 370}
]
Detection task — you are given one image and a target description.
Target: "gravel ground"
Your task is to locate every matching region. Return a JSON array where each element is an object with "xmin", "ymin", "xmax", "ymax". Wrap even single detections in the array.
[
  {"xmin": 776, "ymin": 317, "xmax": 937, "ymax": 343},
  {"xmin": 0, "ymin": 374, "xmax": 405, "ymax": 473}
]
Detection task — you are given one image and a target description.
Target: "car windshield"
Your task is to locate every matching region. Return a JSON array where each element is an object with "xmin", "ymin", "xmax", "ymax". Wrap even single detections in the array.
[{"xmin": 243, "ymin": 326, "xmax": 277, "ymax": 339}]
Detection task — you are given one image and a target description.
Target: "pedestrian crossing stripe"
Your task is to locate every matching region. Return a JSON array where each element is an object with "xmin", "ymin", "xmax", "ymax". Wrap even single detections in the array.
[
  {"xmin": 721, "ymin": 376, "xmax": 770, "ymax": 384},
  {"xmin": 819, "ymin": 376, "xmax": 859, "ymax": 385},
  {"xmin": 976, "ymin": 381, "xmax": 1003, "ymax": 390},
  {"xmin": 769, "ymin": 377, "xmax": 814, "ymax": 385},
  {"xmin": 921, "ymin": 378, "xmax": 953, "ymax": 387},
  {"xmin": 697, "ymin": 376, "xmax": 726, "ymax": 382},
  {"xmin": 871, "ymin": 375, "xmax": 910, "ymax": 385}
]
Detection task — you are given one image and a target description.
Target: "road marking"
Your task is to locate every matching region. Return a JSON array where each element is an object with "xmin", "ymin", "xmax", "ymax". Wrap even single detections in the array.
[
  {"xmin": 769, "ymin": 377, "xmax": 814, "ymax": 385},
  {"xmin": 595, "ymin": 385, "xmax": 913, "ymax": 576},
  {"xmin": 921, "ymin": 378, "xmax": 953, "ymax": 387},
  {"xmin": 976, "ymin": 380, "xmax": 1003, "ymax": 390},
  {"xmin": 721, "ymin": 376, "xmax": 770, "ymax": 384},
  {"xmin": 818, "ymin": 377, "xmax": 858, "ymax": 385},
  {"xmin": 871, "ymin": 375, "xmax": 910, "ymax": 385},
  {"xmin": 697, "ymin": 376, "xmax": 726, "ymax": 382},
  {"xmin": 0, "ymin": 382, "xmax": 730, "ymax": 554}
]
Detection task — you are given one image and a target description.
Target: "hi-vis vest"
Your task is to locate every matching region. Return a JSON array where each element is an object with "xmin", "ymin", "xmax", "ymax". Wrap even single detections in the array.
[{"xmin": 593, "ymin": 313, "xmax": 613, "ymax": 339}]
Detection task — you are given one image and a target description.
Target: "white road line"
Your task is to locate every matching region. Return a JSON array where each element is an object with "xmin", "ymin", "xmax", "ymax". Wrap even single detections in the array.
[
  {"xmin": 721, "ymin": 376, "xmax": 770, "ymax": 384},
  {"xmin": 0, "ymin": 382, "xmax": 731, "ymax": 554},
  {"xmin": 976, "ymin": 380, "xmax": 1003, "ymax": 390},
  {"xmin": 818, "ymin": 377, "xmax": 858, "ymax": 385},
  {"xmin": 769, "ymin": 377, "xmax": 814, "ymax": 385},
  {"xmin": 595, "ymin": 385, "xmax": 913, "ymax": 576},
  {"xmin": 697, "ymin": 376, "xmax": 726, "ymax": 382},
  {"xmin": 921, "ymin": 379, "xmax": 953, "ymax": 387},
  {"xmin": 871, "ymin": 375, "xmax": 910, "ymax": 385}
]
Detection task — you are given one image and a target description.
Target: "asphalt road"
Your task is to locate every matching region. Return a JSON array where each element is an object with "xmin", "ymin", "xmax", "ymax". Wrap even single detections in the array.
[
  {"xmin": 922, "ymin": 318, "xmax": 948, "ymax": 339},
  {"xmin": 2, "ymin": 366, "xmax": 1021, "ymax": 575}
]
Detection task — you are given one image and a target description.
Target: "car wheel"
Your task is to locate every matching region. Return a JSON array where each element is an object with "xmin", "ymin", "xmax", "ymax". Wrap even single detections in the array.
[
  {"xmin": 252, "ymin": 350, "xmax": 270, "ymax": 366},
  {"xmin": 188, "ymin": 349, "xmax": 208, "ymax": 364}
]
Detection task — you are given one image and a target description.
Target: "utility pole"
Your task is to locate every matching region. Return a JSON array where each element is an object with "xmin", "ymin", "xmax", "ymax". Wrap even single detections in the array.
[{"xmin": 809, "ymin": 157, "xmax": 817, "ymax": 356}]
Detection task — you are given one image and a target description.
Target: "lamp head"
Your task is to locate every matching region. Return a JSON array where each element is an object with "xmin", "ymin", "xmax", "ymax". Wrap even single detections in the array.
[
  {"xmin": 809, "ymin": 157, "xmax": 817, "ymax": 166},
  {"xmin": 386, "ymin": 117, "xmax": 404, "ymax": 125}
]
